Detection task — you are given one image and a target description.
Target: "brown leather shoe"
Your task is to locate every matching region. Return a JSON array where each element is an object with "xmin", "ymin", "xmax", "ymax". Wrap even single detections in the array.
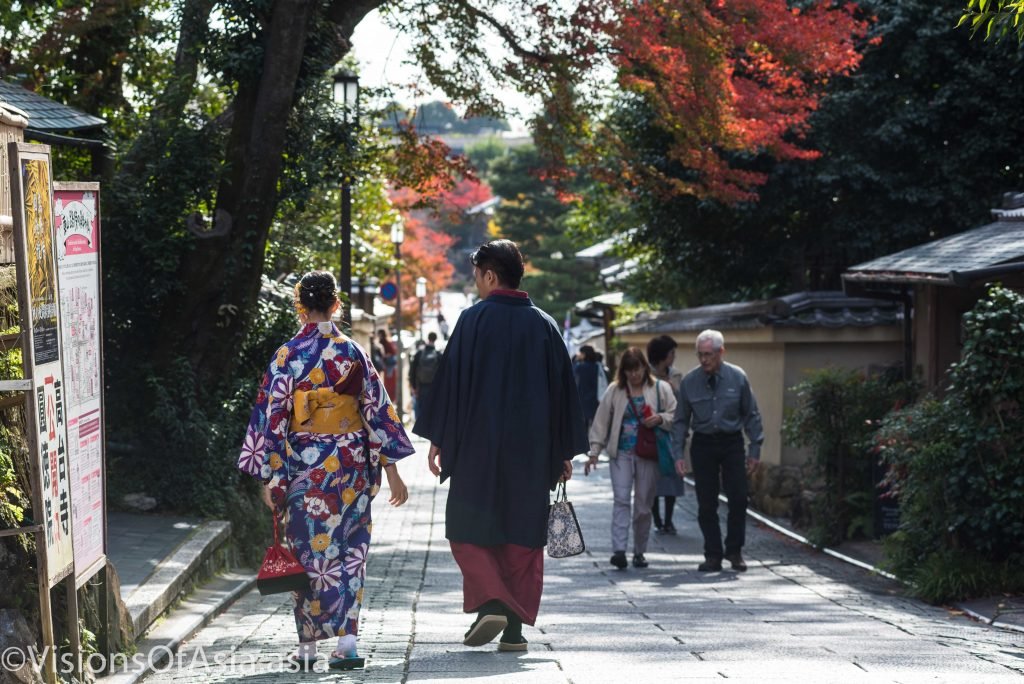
[
  {"xmin": 698, "ymin": 556, "xmax": 722, "ymax": 572},
  {"xmin": 725, "ymin": 552, "xmax": 747, "ymax": 572}
]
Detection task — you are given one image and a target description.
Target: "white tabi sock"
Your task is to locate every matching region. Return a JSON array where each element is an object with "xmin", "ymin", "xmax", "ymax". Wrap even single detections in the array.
[{"xmin": 336, "ymin": 634, "xmax": 358, "ymax": 657}]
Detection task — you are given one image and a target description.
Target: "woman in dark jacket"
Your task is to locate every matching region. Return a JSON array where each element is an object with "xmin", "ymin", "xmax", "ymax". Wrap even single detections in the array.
[{"xmin": 573, "ymin": 345, "xmax": 604, "ymax": 426}]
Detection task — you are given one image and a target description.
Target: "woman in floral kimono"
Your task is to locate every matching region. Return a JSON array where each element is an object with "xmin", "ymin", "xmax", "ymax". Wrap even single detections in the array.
[{"xmin": 238, "ymin": 271, "xmax": 415, "ymax": 670}]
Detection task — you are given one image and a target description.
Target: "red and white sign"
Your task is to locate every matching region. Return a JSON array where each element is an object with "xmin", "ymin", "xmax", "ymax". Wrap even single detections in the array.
[{"xmin": 54, "ymin": 183, "xmax": 105, "ymax": 584}]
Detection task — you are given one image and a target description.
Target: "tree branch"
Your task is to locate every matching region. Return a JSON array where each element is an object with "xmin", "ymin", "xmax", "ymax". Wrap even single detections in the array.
[{"xmin": 452, "ymin": 0, "xmax": 555, "ymax": 64}]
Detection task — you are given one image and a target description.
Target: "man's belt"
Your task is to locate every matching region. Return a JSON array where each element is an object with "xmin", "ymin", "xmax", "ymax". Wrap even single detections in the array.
[
  {"xmin": 692, "ymin": 431, "xmax": 742, "ymax": 441},
  {"xmin": 292, "ymin": 388, "xmax": 361, "ymax": 434}
]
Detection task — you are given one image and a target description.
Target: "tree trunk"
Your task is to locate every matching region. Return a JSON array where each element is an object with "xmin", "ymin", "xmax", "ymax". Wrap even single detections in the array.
[{"xmin": 149, "ymin": 0, "xmax": 381, "ymax": 389}]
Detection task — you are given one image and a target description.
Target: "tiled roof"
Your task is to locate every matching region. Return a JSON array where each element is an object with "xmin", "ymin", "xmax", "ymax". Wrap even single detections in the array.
[
  {"xmin": 845, "ymin": 215, "xmax": 1024, "ymax": 285},
  {"xmin": 0, "ymin": 81, "xmax": 105, "ymax": 132},
  {"xmin": 616, "ymin": 291, "xmax": 899, "ymax": 335}
]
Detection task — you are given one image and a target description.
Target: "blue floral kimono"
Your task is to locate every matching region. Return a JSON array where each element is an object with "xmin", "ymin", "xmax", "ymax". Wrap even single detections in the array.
[{"xmin": 238, "ymin": 321, "xmax": 414, "ymax": 642}]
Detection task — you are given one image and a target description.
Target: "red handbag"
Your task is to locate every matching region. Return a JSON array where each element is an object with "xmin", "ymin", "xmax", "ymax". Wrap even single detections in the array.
[
  {"xmin": 635, "ymin": 425, "xmax": 658, "ymax": 460},
  {"xmin": 256, "ymin": 513, "xmax": 309, "ymax": 595},
  {"xmin": 627, "ymin": 395, "xmax": 658, "ymax": 461}
]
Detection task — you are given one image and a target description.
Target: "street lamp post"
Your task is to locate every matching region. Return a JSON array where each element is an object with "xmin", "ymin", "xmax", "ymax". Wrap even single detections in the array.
[
  {"xmin": 391, "ymin": 219, "xmax": 405, "ymax": 420},
  {"xmin": 332, "ymin": 69, "xmax": 359, "ymax": 326},
  {"xmin": 415, "ymin": 276, "xmax": 427, "ymax": 341},
  {"xmin": 364, "ymin": 276, "xmax": 379, "ymax": 316}
]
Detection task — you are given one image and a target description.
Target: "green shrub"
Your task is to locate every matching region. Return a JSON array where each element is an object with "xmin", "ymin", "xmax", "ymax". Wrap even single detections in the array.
[
  {"xmin": 876, "ymin": 285, "xmax": 1024, "ymax": 602},
  {"xmin": 107, "ymin": 276, "xmax": 296, "ymax": 525},
  {"xmin": 784, "ymin": 366, "xmax": 916, "ymax": 546}
]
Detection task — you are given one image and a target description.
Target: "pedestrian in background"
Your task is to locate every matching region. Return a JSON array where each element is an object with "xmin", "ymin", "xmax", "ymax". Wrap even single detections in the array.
[
  {"xmin": 646, "ymin": 335, "xmax": 685, "ymax": 535},
  {"xmin": 409, "ymin": 332, "xmax": 440, "ymax": 421},
  {"xmin": 674, "ymin": 329, "xmax": 763, "ymax": 573},
  {"xmin": 586, "ymin": 348, "xmax": 676, "ymax": 570},
  {"xmin": 573, "ymin": 344, "xmax": 604, "ymax": 428},
  {"xmin": 414, "ymin": 239, "xmax": 587, "ymax": 653},
  {"xmin": 438, "ymin": 312, "xmax": 450, "ymax": 341},
  {"xmin": 238, "ymin": 271, "xmax": 414, "ymax": 670},
  {"xmin": 410, "ymin": 339, "xmax": 425, "ymax": 420},
  {"xmin": 376, "ymin": 329, "xmax": 398, "ymax": 400}
]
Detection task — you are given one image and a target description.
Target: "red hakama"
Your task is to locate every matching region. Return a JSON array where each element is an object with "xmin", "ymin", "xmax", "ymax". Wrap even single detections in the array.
[{"xmin": 449, "ymin": 542, "xmax": 544, "ymax": 625}]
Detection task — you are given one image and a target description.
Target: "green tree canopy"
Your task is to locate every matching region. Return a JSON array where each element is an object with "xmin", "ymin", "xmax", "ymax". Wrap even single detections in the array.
[
  {"xmin": 489, "ymin": 146, "xmax": 602, "ymax": 319},
  {"xmin": 960, "ymin": 0, "xmax": 1024, "ymax": 42},
  {"xmin": 577, "ymin": 0, "xmax": 1024, "ymax": 306}
]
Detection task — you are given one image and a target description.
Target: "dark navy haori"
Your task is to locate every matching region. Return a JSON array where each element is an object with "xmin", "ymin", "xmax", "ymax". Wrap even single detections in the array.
[{"xmin": 413, "ymin": 291, "xmax": 589, "ymax": 549}]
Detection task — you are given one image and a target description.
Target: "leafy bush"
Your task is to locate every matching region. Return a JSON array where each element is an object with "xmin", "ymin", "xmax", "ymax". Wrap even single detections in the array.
[
  {"xmin": 0, "ymin": 426, "xmax": 28, "ymax": 531},
  {"xmin": 107, "ymin": 276, "xmax": 296, "ymax": 524},
  {"xmin": 876, "ymin": 285, "xmax": 1024, "ymax": 602},
  {"xmin": 784, "ymin": 366, "xmax": 916, "ymax": 546}
]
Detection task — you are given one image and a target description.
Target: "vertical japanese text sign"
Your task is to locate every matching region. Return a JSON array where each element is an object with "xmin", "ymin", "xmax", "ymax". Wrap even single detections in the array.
[
  {"xmin": 54, "ymin": 182, "xmax": 105, "ymax": 585},
  {"xmin": 8, "ymin": 143, "xmax": 74, "ymax": 586}
]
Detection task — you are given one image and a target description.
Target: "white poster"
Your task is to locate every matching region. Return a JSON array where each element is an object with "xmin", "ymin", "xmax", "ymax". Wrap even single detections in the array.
[{"xmin": 54, "ymin": 183, "xmax": 105, "ymax": 583}]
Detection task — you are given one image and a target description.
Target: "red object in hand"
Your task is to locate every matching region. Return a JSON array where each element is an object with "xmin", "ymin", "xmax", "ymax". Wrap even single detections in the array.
[
  {"xmin": 256, "ymin": 514, "xmax": 309, "ymax": 595},
  {"xmin": 642, "ymin": 403, "xmax": 654, "ymax": 419}
]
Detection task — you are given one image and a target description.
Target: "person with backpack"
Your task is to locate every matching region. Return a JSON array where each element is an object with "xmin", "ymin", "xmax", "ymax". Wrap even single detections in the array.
[{"xmin": 410, "ymin": 332, "xmax": 441, "ymax": 421}]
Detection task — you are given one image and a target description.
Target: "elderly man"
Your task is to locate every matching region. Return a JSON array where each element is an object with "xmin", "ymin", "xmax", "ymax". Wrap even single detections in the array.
[
  {"xmin": 673, "ymin": 329, "xmax": 763, "ymax": 572},
  {"xmin": 414, "ymin": 239, "xmax": 587, "ymax": 652}
]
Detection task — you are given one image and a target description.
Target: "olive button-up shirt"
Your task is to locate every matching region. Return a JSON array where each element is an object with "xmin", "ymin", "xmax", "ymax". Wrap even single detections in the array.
[{"xmin": 673, "ymin": 361, "xmax": 764, "ymax": 460}]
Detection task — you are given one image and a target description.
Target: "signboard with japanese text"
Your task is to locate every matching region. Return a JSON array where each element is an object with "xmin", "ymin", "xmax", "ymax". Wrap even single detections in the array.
[
  {"xmin": 8, "ymin": 143, "xmax": 74, "ymax": 586},
  {"xmin": 54, "ymin": 182, "xmax": 105, "ymax": 585}
]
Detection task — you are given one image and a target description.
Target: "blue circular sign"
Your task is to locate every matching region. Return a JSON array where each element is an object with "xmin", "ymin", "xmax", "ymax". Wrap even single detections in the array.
[{"xmin": 380, "ymin": 281, "xmax": 398, "ymax": 301}]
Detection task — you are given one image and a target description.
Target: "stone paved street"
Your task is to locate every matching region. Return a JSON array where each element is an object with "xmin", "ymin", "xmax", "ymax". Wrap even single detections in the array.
[{"xmin": 140, "ymin": 438, "xmax": 1024, "ymax": 683}]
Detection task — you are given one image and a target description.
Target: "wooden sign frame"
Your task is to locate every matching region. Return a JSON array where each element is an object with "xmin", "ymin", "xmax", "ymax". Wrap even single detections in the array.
[{"xmin": 8, "ymin": 141, "xmax": 79, "ymax": 684}]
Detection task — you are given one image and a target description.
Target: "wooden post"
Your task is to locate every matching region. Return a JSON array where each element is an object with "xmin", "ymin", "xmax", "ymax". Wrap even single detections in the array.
[
  {"xmin": 97, "ymin": 564, "xmax": 110, "ymax": 672},
  {"xmin": 27, "ymin": 417, "xmax": 57, "ymax": 684},
  {"xmin": 66, "ymin": 578, "xmax": 81, "ymax": 680}
]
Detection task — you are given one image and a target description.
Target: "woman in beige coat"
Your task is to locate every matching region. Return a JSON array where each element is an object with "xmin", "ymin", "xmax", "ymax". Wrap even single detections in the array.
[{"xmin": 586, "ymin": 348, "xmax": 677, "ymax": 569}]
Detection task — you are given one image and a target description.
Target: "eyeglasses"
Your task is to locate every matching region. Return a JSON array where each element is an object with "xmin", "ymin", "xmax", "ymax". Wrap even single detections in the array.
[{"xmin": 696, "ymin": 351, "xmax": 719, "ymax": 359}]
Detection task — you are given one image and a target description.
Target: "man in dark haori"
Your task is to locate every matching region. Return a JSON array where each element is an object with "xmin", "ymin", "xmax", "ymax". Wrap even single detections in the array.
[
  {"xmin": 413, "ymin": 239, "xmax": 588, "ymax": 652},
  {"xmin": 673, "ymin": 329, "xmax": 764, "ymax": 573}
]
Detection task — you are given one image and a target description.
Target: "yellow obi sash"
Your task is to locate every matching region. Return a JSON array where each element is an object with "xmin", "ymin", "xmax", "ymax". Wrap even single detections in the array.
[{"xmin": 292, "ymin": 388, "xmax": 361, "ymax": 434}]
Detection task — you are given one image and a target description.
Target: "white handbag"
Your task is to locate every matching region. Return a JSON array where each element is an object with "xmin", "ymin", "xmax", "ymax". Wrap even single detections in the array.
[{"xmin": 547, "ymin": 481, "xmax": 585, "ymax": 558}]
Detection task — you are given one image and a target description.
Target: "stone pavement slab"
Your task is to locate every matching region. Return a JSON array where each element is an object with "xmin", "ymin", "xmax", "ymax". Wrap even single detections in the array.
[
  {"xmin": 139, "ymin": 440, "xmax": 1024, "ymax": 683},
  {"xmin": 107, "ymin": 512, "xmax": 202, "ymax": 595},
  {"xmin": 123, "ymin": 520, "xmax": 232, "ymax": 635}
]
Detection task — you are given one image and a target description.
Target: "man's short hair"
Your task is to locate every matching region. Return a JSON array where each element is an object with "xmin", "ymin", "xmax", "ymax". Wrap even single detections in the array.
[
  {"xmin": 695, "ymin": 329, "xmax": 725, "ymax": 351},
  {"xmin": 646, "ymin": 335, "xmax": 678, "ymax": 366},
  {"xmin": 470, "ymin": 239, "xmax": 525, "ymax": 289},
  {"xmin": 427, "ymin": 332, "xmax": 438, "ymax": 343}
]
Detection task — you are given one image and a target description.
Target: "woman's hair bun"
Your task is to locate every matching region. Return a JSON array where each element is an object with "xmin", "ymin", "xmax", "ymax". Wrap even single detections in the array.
[{"xmin": 297, "ymin": 271, "xmax": 338, "ymax": 314}]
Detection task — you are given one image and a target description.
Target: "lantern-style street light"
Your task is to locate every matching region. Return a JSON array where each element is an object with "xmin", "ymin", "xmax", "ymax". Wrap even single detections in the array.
[
  {"xmin": 391, "ymin": 218, "xmax": 405, "ymax": 420},
  {"xmin": 332, "ymin": 69, "xmax": 359, "ymax": 325}
]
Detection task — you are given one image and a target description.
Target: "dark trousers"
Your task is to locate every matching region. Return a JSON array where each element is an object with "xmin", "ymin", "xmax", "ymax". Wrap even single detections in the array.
[
  {"xmin": 690, "ymin": 433, "xmax": 747, "ymax": 558},
  {"xmin": 416, "ymin": 382, "xmax": 434, "ymax": 422}
]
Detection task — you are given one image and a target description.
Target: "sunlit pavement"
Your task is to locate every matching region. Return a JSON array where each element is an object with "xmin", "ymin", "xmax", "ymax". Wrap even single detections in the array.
[{"xmin": 141, "ymin": 438, "xmax": 1024, "ymax": 683}]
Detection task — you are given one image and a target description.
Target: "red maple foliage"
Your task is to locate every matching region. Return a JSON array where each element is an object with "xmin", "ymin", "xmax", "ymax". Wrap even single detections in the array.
[
  {"xmin": 387, "ymin": 187, "xmax": 456, "ymax": 321},
  {"xmin": 615, "ymin": 0, "xmax": 870, "ymax": 201},
  {"xmin": 529, "ymin": 0, "xmax": 871, "ymax": 203},
  {"xmin": 381, "ymin": 120, "xmax": 495, "ymax": 320},
  {"xmin": 391, "ymin": 174, "xmax": 495, "ymax": 245},
  {"xmin": 433, "ymin": 177, "xmax": 495, "ymax": 224},
  {"xmin": 390, "ymin": 120, "xmax": 479, "ymax": 205}
]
